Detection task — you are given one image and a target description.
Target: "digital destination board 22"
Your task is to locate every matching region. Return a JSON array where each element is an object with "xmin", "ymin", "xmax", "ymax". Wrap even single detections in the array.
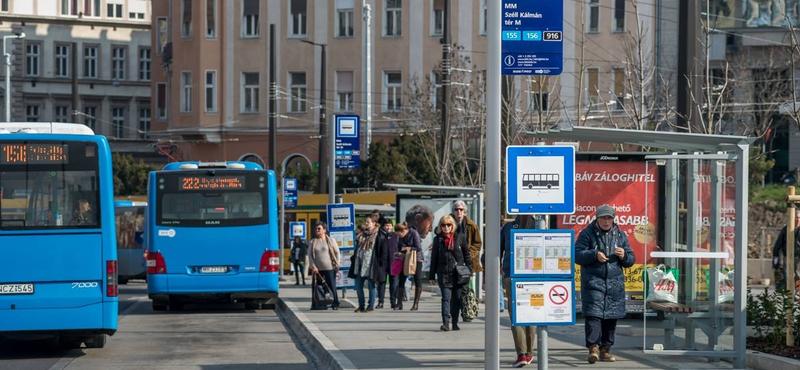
[
  {"xmin": 1, "ymin": 144, "xmax": 69, "ymax": 164},
  {"xmin": 180, "ymin": 176, "xmax": 245, "ymax": 190}
]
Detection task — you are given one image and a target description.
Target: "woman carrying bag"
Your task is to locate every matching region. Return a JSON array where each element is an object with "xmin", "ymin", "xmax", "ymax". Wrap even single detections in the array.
[
  {"xmin": 429, "ymin": 215, "xmax": 472, "ymax": 331},
  {"xmin": 309, "ymin": 221, "xmax": 340, "ymax": 310},
  {"xmin": 395, "ymin": 222, "xmax": 424, "ymax": 310}
]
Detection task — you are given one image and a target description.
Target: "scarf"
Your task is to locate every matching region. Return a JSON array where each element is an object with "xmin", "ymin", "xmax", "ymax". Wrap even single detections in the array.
[{"xmin": 443, "ymin": 233, "xmax": 454, "ymax": 251}]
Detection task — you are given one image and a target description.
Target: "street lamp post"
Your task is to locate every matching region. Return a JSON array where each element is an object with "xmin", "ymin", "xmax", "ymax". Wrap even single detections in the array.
[
  {"xmin": 4, "ymin": 32, "xmax": 25, "ymax": 122},
  {"xmin": 301, "ymin": 40, "xmax": 327, "ymax": 195}
]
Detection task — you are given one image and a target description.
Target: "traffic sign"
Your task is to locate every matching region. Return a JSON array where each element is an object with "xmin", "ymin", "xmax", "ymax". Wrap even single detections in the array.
[
  {"xmin": 335, "ymin": 115, "xmax": 361, "ymax": 169},
  {"xmin": 284, "ymin": 177, "xmax": 298, "ymax": 210},
  {"xmin": 501, "ymin": 0, "xmax": 564, "ymax": 75},
  {"xmin": 506, "ymin": 145, "xmax": 575, "ymax": 214},
  {"xmin": 511, "ymin": 279, "xmax": 575, "ymax": 326},
  {"xmin": 326, "ymin": 203, "xmax": 355, "ymax": 233},
  {"xmin": 289, "ymin": 221, "xmax": 306, "ymax": 239}
]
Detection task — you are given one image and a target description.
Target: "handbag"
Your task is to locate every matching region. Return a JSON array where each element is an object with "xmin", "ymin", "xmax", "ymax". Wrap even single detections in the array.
[
  {"xmin": 391, "ymin": 258, "xmax": 404, "ymax": 276},
  {"xmin": 403, "ymin": 250, "xmax": 417, "ymax": 275},
  {"xmin": 313, "ymin": 273, "xmax": 334, "ymax": 306},
  {"xmin": 456, "ymin": 264, "xmax": 472, "ymax": 285}
]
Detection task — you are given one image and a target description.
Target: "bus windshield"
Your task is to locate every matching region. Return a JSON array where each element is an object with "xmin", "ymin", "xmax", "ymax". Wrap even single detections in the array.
[
  {"xmin": 0, "ymin": 141, "xmax": 100, "ymax": 230},
  {"xmin": 155, "ymin": 171, "xmax": 268, "ymax": 227}
]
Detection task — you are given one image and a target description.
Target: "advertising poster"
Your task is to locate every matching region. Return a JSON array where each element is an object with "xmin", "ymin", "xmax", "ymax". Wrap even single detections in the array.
[
  {"xmin": 556, "ymin": 159, "xmax": 659, "ymax": 311},
  {"xmin": 511, "ymin": 279, "xmax": 575, "ymax": 326}
]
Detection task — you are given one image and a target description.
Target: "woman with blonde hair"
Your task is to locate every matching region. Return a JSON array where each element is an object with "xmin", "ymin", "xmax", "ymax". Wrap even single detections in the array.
[{"xmin": 429, "ymin": 215, "xmax": 472, "ymax": 331}]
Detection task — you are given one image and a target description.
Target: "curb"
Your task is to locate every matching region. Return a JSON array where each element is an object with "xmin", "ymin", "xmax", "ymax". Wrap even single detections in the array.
[
  {"xmin": 746, "ymin": 350, "xmax": 800, "ymax": 370},
  {"xmin": 275, "ymin": 298, "xmax": 357, "ymax": 370}
]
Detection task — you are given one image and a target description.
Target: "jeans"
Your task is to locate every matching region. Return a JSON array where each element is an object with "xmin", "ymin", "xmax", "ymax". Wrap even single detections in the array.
[
  {"xmin": 503, "ymin": 277, "xmax": 535, "ymax": 356},
  {"xmin": 585, "ymin": 316, "xmax": 617, "ymax": 347},
  {"xmin": 355, "ymin": 276, "xmax": 376, "ymax": 309},
  {"xmin": 293, "ymin": 262, "xmax": 305, "ymax": 284},
  {"xmin": 378, "ymin": 275, "xmax": 398, "ymax": 305},
  {"xmin": 438, "ymin": 281, "xmax": 463, "ymax": 323},
  {"xmin": 311, "ymin": 269, "xmax": 339, "ymax": 309}
]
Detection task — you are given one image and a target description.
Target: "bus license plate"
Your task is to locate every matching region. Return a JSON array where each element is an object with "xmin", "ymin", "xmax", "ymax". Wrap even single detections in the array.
[
  {"xmin": 200, "ymin": 266, "xmax": 227, "ymax": 274},
  {"xmin": 0, "ymin": 284, "xmax": 34, "ymax": 294}
]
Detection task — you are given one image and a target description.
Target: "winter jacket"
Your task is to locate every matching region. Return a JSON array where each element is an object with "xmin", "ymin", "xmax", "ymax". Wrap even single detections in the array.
[
  {"xmin": 429, "ymin": 232, "xmax": 472, "ymax": 288},
  {"xmin": 369, "ymin": 228, "xmax": 389, "ymax": 283},
  {"xmin": 401, "ymin": 227, "xmax": 424, "ymax": 262},
  {"xmin": 289, "ymin": 240, "xmax": 308, "ymax": 264},
  {"xmin": 574, "ymin": 220, "xmax": 635, "ymax": 320},
  {"xmin": 386, "ymin": 232, "xmax": 400, "ymax": 267},
  {"xmin": 454, "ymin": 215, "xmax": 483, "ymax": 273}
]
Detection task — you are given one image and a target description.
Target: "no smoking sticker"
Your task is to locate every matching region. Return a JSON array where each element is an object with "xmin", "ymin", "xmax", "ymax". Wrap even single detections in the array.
[
  {"xmin": 549, "ymin": 284, "xmax": 569, "ymax": 305},
  {"xmin": 512, "ymin": 279, "xmax": 575, "ymax": 326}
]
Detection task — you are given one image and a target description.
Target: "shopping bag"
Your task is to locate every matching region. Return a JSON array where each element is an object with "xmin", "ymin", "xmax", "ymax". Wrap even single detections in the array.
[
  {"xmin": 647, "ymin": 265, "xmax": 679, "ymax": 303},
  {"xmin": 390, "ymin": 259, "xmax": 404, "ymax": 276},
  {"xmin": 461, "ymin": 285, "xmax": 479, "ymax": 321},
  {"xmin": 717, "ymin": 270, "xmax": 735, "ymax": 304},
  {"xmin": 404, "ymin": 250, "xmax": 417, "ymax": 275}
]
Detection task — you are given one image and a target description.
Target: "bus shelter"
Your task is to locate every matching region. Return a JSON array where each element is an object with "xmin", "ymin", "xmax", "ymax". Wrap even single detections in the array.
[{"xmin": 530, "ymin": 126, "xmax": 753, "ymax": 369}]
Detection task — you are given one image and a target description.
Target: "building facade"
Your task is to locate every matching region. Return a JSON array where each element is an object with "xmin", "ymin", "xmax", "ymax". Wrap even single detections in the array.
[{"xmin": 0, "ymin": 0, "xmax": 154, "ymax": 156}]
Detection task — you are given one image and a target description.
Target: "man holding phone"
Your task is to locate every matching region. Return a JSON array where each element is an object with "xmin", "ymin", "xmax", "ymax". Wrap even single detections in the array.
[{"xmin": 575, "ymin": 205, "xmax": 635, "ymax": 364}]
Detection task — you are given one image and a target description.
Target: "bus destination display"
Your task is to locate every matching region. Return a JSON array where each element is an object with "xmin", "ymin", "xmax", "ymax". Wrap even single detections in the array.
[
  {"xmin": 180, "ymin": 176, "xmax": 245, "ymax": 191},
  {"xmin": 1, "ymin": 143, "xmax": 69, "ymax": 164}
]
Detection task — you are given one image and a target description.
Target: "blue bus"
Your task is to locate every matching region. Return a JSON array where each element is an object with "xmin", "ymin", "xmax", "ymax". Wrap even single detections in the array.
[
  {"xmin": 146, "ymin": 161, "xmax": 279, "ymax": 311},
  {"xmin": 114, "ymin": 200, "xmax": 147, "ymax": 284},
  {"xmin": 0, "ymin": 122, "xmax": 117, "ymax": 348}
]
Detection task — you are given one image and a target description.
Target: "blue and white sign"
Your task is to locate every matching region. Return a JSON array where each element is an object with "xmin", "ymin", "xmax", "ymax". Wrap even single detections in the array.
[
  {"xmin": 289, "ymin": 221, "xmax": 306, "ymax": 239},
  {"xmin": 510, "ymin": 229, "xmax": 574, "ymax": 278},
  {"xmin": 326, "ymin": 203, "xmax": 355, "ymax": 233},
  {"xmin": 284, "ymin": 177, "xmax": 298, "ymax": 210},
  {"xmin": 511, "ymin": 279, "xmax": 576, "ymax": 326},
  {"xmin": 506, "ymin": 145, "xmax": 575, "ymax": 214},
  {"xmin": 335, "ymin": 115, "xmax": 360, "ymax": 169},
  {"xmin": 501, "ymin": 0, "xmax": 564, "ymax": 75}
]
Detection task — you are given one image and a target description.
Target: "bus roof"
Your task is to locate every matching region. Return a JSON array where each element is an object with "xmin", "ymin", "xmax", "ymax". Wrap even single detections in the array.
[
  {"xmin": 0, "ymin": 122, "xmax": 94, "ymax": 135},
  {"xmin": 161, "ymin": 161, "xmax": 264, "ymax": 171}
]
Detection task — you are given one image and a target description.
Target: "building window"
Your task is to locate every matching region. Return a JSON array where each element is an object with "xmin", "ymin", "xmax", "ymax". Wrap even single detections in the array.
[
  {"xmin": 61, "ymin": 0, "xmax": 78, "ymax": 15},
  {"xmin": 288, "ymin": 72, "xmax": 306, "ymax": 113},
  {"xmin": 336, "ymin": 0, "xmax": 354, "ymax": 37},
  {"xmin": 587, "ymin": 68, "xmax": 599, "ymax": 105},
  {"xmin": 112, "ymin": 47, "xmax": 126, "ymax": 80},
  {"xmin": 430, "ymin": 71, "xmax": 442, "ymax": 108},
  {"xmin": 54, "ymin": 105, "xmax": 70, "ymax": 122},
  {"xmin": 181, "ymin": 71, "xmax": 192, "ymax": 113},
  {"xmin": 139, "ymin": 107, "xmax": 151, "ymax": 139},
  {"xmin": 206, "ymin": 0, "xmax": 216, "ymax": 38},
  {"xmin": 84, "ymin": 106, "xmax": 97, "ymax": 131},
  {"xmin": 25, "ymin": 43, "xmax": 40, "ymax": 77},
  {"xmin": 588, "ymin": 0, "xmax": 599, "ymax": 33},
  {"xmin": 84, "ymin": 0, "xmax": 101, "ymax": 17},
  {"xmin": 26, "ymin": 105, "xmax": 40, "ymax": 122},
  {"xmin": 182, "ymin": 0, "xmax": 193, "ymax": 38},
  {"xmin": 480, "ymin": 0, "xmax": 487, "ymax": 35},
  {"xmin": 242, "ymin": 0, "xmax": 259, "ymax": 37},
  {"xmin": 139, "ymin": 48, "xmax": 151, "ymax": 81},
  {"xmin": 205, "ymin": 70, "xmax": 217, "ymax": 113},
  {"xmin": 242, "ymin": 72, "xmax": 260, "ymax": 113},
  {"xmin": 383, "ymin": 71, "xmax": 401, "ymax": 112},
  {"xmin": 112, "ymin": 107, "xmax": 125, "ymax": 138},
  {"xmin": 84, "ymin": 45, "xmax": 97, "ymax": 79},
  {"xmin": 1, "ymin": 0, "xmax": 8, "ymax": 12},
  {"xmin": 55, "ymin": 44, "xmax": 70, "ymax": 78},
  {"xmin": 431, "ymin": 0, "xmax": 444, "ymax": 36},
  {"xmin": 156, "ymin": 83, "xmax": 167, "ymax": 119},
  {"xmin": 336, "ymin": 71, "xmax": 354, "ymax": 112},
  {"xmin": 613, "ymin": 68, "xmax": 625, "ymax": 109},
  {"xmin": 385, "ymin": 0, "xmax": 402, "ymax": 37},
  {"xmin": 290, "ymin": 0, "xmax": 307, "ymax": 37},
  {"xmin": 529, "ymin": 77, "xmax": 549, "ymax": 112},
  {"xmin": 157, "ymin": 17, "xmax": 169, "ymax": 54},
  {"xmin": 614, "ymin": 0, "xmax": 625, "ymax": 32},
  {"xmin": 107, "ymin": 2, "xmax": 123, "ymax": 18},
  {"xmin": 531, "ymin": 93, "xmax": 549, "ymax": 112}
]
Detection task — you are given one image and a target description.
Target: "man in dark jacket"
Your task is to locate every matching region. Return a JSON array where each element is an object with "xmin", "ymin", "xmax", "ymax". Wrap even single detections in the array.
[
  {"xmin": 772, "ymin": 209, "xmax": 800, "ymax": 291},
  {"xmin": 289, "ymin": 236, "xmax": 308, "ymax": 285},
  {"xmin": 575, "ymin": 205, "xmax": 635, "ymax": 364},
  {"xmin": 376, "ymin": 218, "xmax": 396, "ymax": 309}
]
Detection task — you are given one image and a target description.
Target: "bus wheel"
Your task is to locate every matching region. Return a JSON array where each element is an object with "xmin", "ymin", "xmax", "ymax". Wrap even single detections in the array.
[
  {"xmin": 245, "ymin": 302, "xmax": 260, "ymax": 310},
  {"xmin": 84, "ymin": 335, "xmax": 106, "ymax": 349},
  {"xmin": 152, "ymin": 302, "xmax": 168, "ymax": 311},
  {"xmin": 169, "ymin": 301, "xmax": 185, "ymax": 311},
  {"xmin": 59, "ymin": 336, "xmax": 83, "ymax": 349}
]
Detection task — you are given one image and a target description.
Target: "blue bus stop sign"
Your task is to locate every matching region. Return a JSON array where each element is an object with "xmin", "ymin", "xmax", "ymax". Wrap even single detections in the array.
[
  {"xmin": 506, "ymin": 145, "xmax": 575, "ymax": 214},
  {"xmin": 501, "ymin": 0, "xmax": 564, "ymax": 75},
  {"xmin": 335, "ymin": 115, "xmax": 360, "ymax": 169},
  {"xmin": 284, "ymin": 177, "xmax": 298, "ymax": 210}
]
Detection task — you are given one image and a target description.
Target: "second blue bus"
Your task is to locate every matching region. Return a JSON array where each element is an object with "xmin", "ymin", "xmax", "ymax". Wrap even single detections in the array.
[{"xmin": 146, "ymin": 161, "xmax": 279, "ymax": 311}]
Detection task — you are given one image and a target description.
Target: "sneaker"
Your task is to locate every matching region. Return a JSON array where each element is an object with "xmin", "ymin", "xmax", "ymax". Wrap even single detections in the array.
[
  {"xmin": 354, "ymin": 308, "xmax": 364, "ymax": 313},
  {"xmin": 524, "ymin": 355, "xmax": 534, "ymax": 364},
  {"xmin": 365, "ymin": 307, "xmax": 374, "ymax": 313},
  {"xmin": 376, "ymin": 303, "xmax": 384, "ymax": 309},
  {"xmin": 512, "ymin": 354, "xmax": 527, "ymax": 368}
]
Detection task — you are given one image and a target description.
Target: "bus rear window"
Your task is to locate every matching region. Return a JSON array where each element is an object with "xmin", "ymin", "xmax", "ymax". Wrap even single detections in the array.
[
  {"xmin": 0, "ymin": 141, "xmax": 100, "ymax": 230},
  {"xmin": 158, "ymin": 192, "xmax": 265, "ymax": 227}
]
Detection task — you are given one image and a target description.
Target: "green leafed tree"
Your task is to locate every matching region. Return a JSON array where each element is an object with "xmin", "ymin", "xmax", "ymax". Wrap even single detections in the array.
[{"xmin": 112, "ymin": 154, "xmax": 157, "ymax": 196}]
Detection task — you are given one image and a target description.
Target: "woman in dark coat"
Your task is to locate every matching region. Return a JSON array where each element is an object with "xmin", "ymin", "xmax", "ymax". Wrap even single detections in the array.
[
  {"xmin": 429, "ymin": 215, "xmax": 472, "ymax": 331},
  {"xmin": 575, "ymin": 205, "xmax": 635, "ymax": 364}
]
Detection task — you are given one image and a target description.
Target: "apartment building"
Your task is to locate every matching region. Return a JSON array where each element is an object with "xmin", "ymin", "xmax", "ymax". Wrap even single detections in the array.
[
  {"xmin": 0, "ymin": 0, "xmax": 154, "ymax": 157},
  {"xmin": 152, "ymin": 0, "xmax": 656, "ymax": 168}
]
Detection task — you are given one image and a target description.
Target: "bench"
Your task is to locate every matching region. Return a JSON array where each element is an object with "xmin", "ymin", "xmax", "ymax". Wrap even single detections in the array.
[{"xmin": 647, "ymin": 301, "xmax": 733, "ymax": 352}]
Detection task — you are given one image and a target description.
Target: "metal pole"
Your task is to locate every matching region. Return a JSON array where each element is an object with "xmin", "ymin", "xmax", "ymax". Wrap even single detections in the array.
[
  {"xmin": 71, "ymin": 42, "xmax": 78, "ymax": 124},
  {"xmin": 363, "ymin": 1, "xmax": 372, "ymax": 160},
  {"xmin": 440, "ymin": 0, "xmax": 451, "ymax": 171},
  {"xmin": 329, "ymin": 114, "xmax": 335, "ymax": 205},
  {"xmin": 317, "ymin": 44, "xmax": 327, "ymax": 193},
  {"xmin": 4, "ymin": 37, "xmax": 10, "ymax": 122},
  {"xmin": 269, "ymin": 24, "xmax": 277, "ymax": 170},
  {"xmin": 685, "ymin": 157, "xmax": 698, "ymax": 347},
  {"xmin": 485, "ymin": 0, "xmax": 501, "ymax": 368},
  {"xmin": 733, "ymin": 143, "xmax": 749, "ymax": 369},
  {"xmin": 787, "ymin": 186, "xmax": 796, "ymax": 346},
  {"xmin": 537, "ymin": 326, "xmax": 548, "ymax": 370},
  {"xmin": 279, "ymin": 175, "xmax": 286, "ymax": 279},
  {"xmin": 677, "ymin": 0, "xmax": 701, "ymax": 129},
  {"xmin": 665, "ymin": 158, "xmax": 679, "ymax": 267}
]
